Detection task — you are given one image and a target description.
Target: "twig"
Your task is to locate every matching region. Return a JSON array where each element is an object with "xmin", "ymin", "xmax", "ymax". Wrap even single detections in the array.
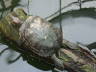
[{"xmin": 0, "ymin": 48, "xmax": 10, "ymax": 56}]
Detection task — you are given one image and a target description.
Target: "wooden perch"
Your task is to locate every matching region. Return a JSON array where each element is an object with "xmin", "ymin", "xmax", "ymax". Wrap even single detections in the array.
[{"xmin": 0, "ymin": 8, "xmax": 96, "ymax": 72}]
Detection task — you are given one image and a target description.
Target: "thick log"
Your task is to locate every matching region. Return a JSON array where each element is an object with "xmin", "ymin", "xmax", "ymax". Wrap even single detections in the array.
[{"xmin": 0, "ymin": 8, "xmax": 96, "ymax": 72}]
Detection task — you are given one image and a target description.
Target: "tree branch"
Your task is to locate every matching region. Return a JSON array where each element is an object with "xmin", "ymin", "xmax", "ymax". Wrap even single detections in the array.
[{"xmin": 0, "ymin": 8, "xmax": 96, "ymax": 72}]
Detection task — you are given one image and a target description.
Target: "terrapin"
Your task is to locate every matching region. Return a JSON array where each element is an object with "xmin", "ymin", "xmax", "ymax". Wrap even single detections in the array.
[{"xmin": 12, "ymin": 15, "xmax": 64, "ymax": 69}]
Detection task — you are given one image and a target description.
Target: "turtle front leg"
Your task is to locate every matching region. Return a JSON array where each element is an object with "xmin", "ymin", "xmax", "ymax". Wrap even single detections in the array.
[{"xmin": 51, "ymin": 53, "xmax": 65, "ymax": 70}]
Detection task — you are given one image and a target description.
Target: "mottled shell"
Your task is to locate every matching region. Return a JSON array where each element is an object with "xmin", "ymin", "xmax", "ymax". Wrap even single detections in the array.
[{"xmin": 19, "ymin": 16, "xmax": 62, "ymax": 57}]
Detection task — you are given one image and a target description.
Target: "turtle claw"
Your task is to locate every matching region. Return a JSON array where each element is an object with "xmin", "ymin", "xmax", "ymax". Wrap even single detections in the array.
[
  {"xmin": 53, "ymin": 68, "xmax": 66, "ymax": 72},
  {"xmin": 51, "ymin": 54, "xmax": 65, "ymax": 70}
]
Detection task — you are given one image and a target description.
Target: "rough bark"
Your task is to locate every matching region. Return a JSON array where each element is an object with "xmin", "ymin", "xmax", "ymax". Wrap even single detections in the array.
[{"xmin": 0, "ymin": 8, "xmax": 96, "ymax": 72}]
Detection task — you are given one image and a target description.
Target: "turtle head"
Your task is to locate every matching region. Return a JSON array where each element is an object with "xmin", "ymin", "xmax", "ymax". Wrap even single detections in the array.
[
  {"xmin": 10, "ymin": 8, "xmax": 28, "ymax": 28},
  {"xmin": 10, "ymin": 15, "xmax": 23, "ymax": 25}
]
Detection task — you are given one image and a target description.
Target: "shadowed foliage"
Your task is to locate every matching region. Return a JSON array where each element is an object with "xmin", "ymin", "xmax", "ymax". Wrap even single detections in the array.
[
  {"xmin": 0, "ymin": 0, "xmax": 96, "ymax": 72},
  {"xmin": 0, "ymin": 0, "xmax": 21, "ymax": 19}
]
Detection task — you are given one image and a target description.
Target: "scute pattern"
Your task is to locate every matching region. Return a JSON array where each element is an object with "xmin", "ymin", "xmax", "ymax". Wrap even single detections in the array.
[{"xmin": 19, "ymin": 16, "xmax": 62, "ymax": 57}]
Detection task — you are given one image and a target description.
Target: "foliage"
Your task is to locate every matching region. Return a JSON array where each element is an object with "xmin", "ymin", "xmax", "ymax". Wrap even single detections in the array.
[
  {"xmin": 0, "ymin": 0, "xmax": 21, "ymax": 19},
  {"xmin": 0, "ymin": 0, "xmax": 96, "ymax": 72}
]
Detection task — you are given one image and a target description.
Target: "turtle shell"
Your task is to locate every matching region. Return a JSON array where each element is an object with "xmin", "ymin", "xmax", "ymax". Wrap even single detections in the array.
[{"xmin": 19, "ymin": 16, "xmax": 62, "ymax": 57}]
